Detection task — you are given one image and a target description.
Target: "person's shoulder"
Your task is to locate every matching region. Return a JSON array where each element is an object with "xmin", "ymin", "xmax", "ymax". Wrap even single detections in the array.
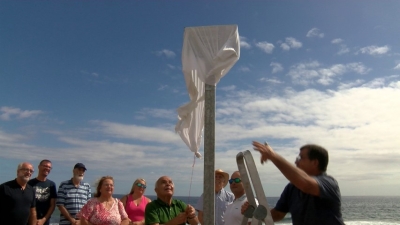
[
  {"xmin": 59, "ymin": 179, "xmax": 71, "ymax": 185},
  {"xmin": 0, "ymin": 180, "xmax": 14, "ymax": 188},
  {"xmin": 27, "ymin": 178, "xmax": 37, "ymax": 185},
  {"xmin": 46, "ymin": 178, "xmax": 56, "ymax": 185}
]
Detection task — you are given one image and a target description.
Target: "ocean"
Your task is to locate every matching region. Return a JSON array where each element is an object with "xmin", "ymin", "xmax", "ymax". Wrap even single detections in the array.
[{"xmin": 49, "ymin": 195, "xmax": 400, "ymax": 225}]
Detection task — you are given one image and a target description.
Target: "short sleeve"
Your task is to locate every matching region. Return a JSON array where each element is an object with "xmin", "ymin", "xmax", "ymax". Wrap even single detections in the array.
[
  {"xmin": 87, "ymin": 184, "xmax": 92, "ymax": 200},
  {"xmin": 145, "ymin": 202, "xmax": 160, "ymax": 224},
  {"xmin": 78, "ymin": 199, "xmax": 95, "ymax": 220},
  {"xmin": 274, "ymin": 183, "xmax": 291, "ymax": 213},
  {"xmin": 56, "ymin": 182, "xmax": 65, "ymax": 206},
  {"xmin": 195, "ymin": 193, "xmax": 204, "ymax": 211},
  {"xmin": 31, "ymin": 188, "xmax": 36, "ymax": 208},
  {"xmin": 117, "ymin": 199, "xmax": 128, "ymax": 220},
  {"xmin": 50, "ymin": 181, "xmax": 57, "ymax": 198}
]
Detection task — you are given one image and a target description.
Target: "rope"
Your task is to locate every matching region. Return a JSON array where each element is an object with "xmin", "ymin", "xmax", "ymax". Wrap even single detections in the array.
[{"xmin": 187, "ymin": 153, "xmax": 196, "ymax": 204}]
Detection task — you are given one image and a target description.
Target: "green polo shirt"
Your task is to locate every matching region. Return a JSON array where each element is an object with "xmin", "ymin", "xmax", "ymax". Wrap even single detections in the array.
[{"xmin": 145, "ymin": 198, "xmax": 187, "ymax": 225}]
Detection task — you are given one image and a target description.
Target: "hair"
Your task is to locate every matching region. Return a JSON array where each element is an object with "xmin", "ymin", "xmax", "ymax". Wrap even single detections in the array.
[
  {"xmin": 17, "ymin": 162, "xmax": 32, "ymax": 170},
  {"xmin": 300, "ymin": 144, "xmax": 329, "ymax": 172},
  {"xmin": 94, "ymin": 176, "xmax": 114, "ymax": 197},
  {"xmin": 129, "ymin": 178, "xmax": 146, "ymax": 195},
  {"xmin": 39, "ymin": 159, "xmax": 52, "ymax": 166}
]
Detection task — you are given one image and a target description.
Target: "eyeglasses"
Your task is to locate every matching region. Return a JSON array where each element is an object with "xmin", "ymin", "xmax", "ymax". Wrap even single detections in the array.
[
  {"xmin": 19, "ymin": 168, "xmax": 34, "ymax": 173},
  {"xmin": 136, "ymin": 183, "xmax": 147, "ymax": 189},
  {"xmin": 229, "ymin": 178, "xmax": 241, "ymax": 184}
]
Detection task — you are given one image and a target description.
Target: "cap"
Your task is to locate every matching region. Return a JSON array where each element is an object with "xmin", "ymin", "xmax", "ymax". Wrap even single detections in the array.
[{"xmin": 74, "ymin": 163, "xmax": 87, "ymax": 171}]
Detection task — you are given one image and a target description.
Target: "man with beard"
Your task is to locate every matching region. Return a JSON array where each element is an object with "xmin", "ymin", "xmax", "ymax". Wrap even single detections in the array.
[
  {"xmin": 0, "ymin": 162, "xmax": 37, "ymax": 225},
  {"xmin": 56, "ymin": 163, "xmax": 91, "ymax": 225},
  {"xmin": 28, "ymin": 159, "xmax": 57, "ymax": 225},
  {"xmin": 195, "ymin": 169, "xmax": 234, "ymax": 225},
  {"xmin": 145, "ymin": 176, "xmax": 199, "ymax": 225}
]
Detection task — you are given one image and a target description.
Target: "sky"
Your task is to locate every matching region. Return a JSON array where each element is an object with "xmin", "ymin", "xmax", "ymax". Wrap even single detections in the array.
[{"xmin": 1, "ymin": 1, "xmax": 400, "ymax": 197}]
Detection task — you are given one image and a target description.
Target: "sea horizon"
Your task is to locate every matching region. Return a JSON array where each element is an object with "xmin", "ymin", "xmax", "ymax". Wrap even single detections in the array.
[{"xmin": 49, "ymin": 195, "xmax": 400, "ymax": 224}]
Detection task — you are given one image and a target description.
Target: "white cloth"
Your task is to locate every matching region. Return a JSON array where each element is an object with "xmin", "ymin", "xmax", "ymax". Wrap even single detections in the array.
[{"xmin": 175, "ymin": 25, "xmax": 240, "ymax": 157}]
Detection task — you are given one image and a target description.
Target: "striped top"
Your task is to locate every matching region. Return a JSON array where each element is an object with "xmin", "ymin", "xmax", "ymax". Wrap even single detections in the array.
[{"xmin": 56, "ymin": 179, "xmax": 91, "ymax": 225}]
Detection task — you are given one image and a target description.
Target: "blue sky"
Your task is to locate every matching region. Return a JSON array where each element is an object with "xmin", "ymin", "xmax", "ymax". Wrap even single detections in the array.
[{"xmin": 1, "ymin": 1, "xmax": 400, "ymax": 197}]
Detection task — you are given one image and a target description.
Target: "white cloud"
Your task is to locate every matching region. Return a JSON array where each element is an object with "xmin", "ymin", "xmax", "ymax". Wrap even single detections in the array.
[
  {"xmin": 238, "ymin": 66, "xmax": 251, "ymax": 72},
  {"xmin": 270, "ymin": 62, "xmax": 283, "ymax": 74},
  {"xmin": 240, "ymin": 36, "xmax": 251, "ymax": 49},
  {"xmin": 167, "ymin": 64, "xmax": 175, "ymax": 69},
  {"xmin": 287, "ymin": 61, "xmax": 371, "ymax": 86},
  {"xmin": 156, "ymin": 49, "xmax": 176, "ymax": 58},
  {"xmin": 394, "ymin": 63, "xmax": 400, "ymax": 70},
  {"xmin": 331, "ymin": 38, "xmax": 343, "ymax": 44},
  {"xmin": 280, "ymin": 43, "xmax": 290, "ymax": 51},
  {"xmin": 255, "ymin": 41, "xmax": 274, "ymax": 54},
  {"xmin": 306, "ymin": 28, "xmax": 324, "ymax": 38},
  {"xmin": 280, "ymin": 37, "xmax": 302, "ymax": 51},
  {"xmin": 0, "ymin": 107, "xmax": 43, "ymax": 121},
  {"xmin": 260, "ymin": 78, "xmax": 283, "ymax": 84},
  {"xmin": 357, "ymin": 45, "xmax": 390, "ymax": 55},
  {"xmin": 337, "ymin": 46, "xmax": 350, "ymax": 55},
  {"xmin": 220, "ymin": 85, "xmax": 236, "ymax": 91}
]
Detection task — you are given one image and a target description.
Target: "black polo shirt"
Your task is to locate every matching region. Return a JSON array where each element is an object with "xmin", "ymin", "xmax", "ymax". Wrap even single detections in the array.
[{"xmin": 0, "ymin": 179, "xmax": 36, "ymax": 225}]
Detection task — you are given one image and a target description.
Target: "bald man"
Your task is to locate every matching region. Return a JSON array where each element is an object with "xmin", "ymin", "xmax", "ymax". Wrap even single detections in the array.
[
  {"xmin": 0, "ymin": 162, "xmax": 37, "ymax": 225},
  {"xmin": 145, "ymin": 176, "xmax": 199, "ymax": 225}
]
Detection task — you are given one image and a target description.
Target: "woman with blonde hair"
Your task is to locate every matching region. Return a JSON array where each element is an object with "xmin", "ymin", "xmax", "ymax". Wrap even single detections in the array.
[
  {"xmin": 78, "ymin": 176, "xmax": 129, "ymax": 225},
  {"xmin": 120, "ymin": 178, "xmax": 151, "ymax": 225}
]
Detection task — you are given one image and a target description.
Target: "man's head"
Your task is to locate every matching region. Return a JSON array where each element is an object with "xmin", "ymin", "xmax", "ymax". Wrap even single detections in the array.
[
  {"xmin": 16, "ymin": 162, "xmax": 34, "ymax": 183},
  {"xmin": 38, "ymin": 159, "xmax": 52, "ymax": 178},
  {"xmin": 229, "ymin": 171, "xmax": 245, "ymax": 199},
  {"xmin": 73, "ymin": 163, "xmax": 87, "ymax": 181},
  {"xmin": 155, "ymin": 176, "xmax": 174, "ymax": 198},
  {"xmin": 295, "ymin": 144, "xmax": 329, "ymax": 175},
  {"xmin": 215, "ymin": 169, "xmax": 229, "ymax": 192}
]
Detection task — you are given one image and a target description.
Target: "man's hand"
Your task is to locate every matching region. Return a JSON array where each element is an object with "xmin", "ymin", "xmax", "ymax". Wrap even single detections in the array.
[
  {"xmin": 185, "ymin": 204, "xmax": 196, "ymax": 218},
  {"xmin": 241, "ymin": 201, "xmax": 250, "ymax": 215},
  {"xmin": 36, "ymin": 218, "xmax": 46, "ymax": 225},
  {"xmin": 252, "ymin": 141, "xmax": 275, "ymax": 164},
  {"xmin": 169, "ymin": 212, "xmax": 187, "ymax": 224}
]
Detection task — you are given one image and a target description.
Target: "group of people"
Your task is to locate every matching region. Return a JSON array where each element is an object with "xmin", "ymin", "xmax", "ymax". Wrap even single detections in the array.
[{"xmin": 0, "ymin": 141, "xmax": 345, "ymax": 225}]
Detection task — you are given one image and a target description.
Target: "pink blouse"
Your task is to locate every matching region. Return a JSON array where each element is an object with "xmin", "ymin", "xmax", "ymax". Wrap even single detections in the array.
[{"xmin": 79, "ymin": 198, "xmax": 128, "ymax": 225}]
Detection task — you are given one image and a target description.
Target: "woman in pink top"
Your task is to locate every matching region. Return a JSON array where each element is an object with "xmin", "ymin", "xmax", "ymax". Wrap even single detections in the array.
[
  {"xmin": 79, "ymin": 176, "xmax": 129, "ymax": 225},
  {"xmin": 120, "ymin": 178, "xmax": 151, "ymax": 225}
]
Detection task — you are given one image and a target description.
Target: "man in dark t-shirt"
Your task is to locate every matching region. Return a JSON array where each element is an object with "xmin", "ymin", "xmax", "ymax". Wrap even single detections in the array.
[
  {"xmin": 28, "ymin": 159, "xmax": 57, "ymax": 225},
  {"xmin": 246, "ymin": 142, "xmax": 345, "ymax": 225},
  {"xmin": 0, "ymin": 162, "xmax": 36, "ymax": 225}
]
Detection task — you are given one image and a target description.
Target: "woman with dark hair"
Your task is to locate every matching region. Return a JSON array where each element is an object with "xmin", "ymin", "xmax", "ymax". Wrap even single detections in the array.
[
  {"xmin": 78, "ymin": 176, "xmax": 129, "ymax": 225},
  {"xmin": 120, "ymin": 178, "xmax": 151, "ymax": 225}
]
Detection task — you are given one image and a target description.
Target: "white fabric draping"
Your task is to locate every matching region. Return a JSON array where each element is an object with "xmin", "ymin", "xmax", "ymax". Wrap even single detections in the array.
[{"xmin": 175, "ymin": 25, "xmax": 240, "ymax": 157}]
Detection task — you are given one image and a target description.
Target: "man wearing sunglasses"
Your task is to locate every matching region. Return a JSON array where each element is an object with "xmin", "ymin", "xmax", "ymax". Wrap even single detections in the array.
[
  {"xmin": 248, "ymin": 141, "xmax": 344, "ymax": 225},
  {"xmin": 195, "ymin": 169, "xmax": 234, "ymax": 225},
  {"xmin": 0, "ymin": 162, "xmax": 37, "ymax": 225},
  {"xmin": 224, "ymin": 171, "xmax": 254, "ymax": 225}
]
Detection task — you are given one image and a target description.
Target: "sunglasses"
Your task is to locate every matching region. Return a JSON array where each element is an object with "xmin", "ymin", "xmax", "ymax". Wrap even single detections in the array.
[
  {"xmin": 136, "ymin": 183, "xmax": 147, "ymax": 189},
  {"xmin": 229, "ymin": 178, "xmax": 241, "ymax": 184}
]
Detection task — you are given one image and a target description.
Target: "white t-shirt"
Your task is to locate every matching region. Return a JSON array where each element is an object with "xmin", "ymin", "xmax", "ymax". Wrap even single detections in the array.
[{"xmin": 224, "ymin": 194, "xmax": 250, "ymax": 225}]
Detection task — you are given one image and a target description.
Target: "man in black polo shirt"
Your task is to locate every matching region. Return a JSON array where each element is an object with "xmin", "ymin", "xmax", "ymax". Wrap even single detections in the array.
[{"xmin": 0, "ymin": 162, "xmax": 37, "ymax": 225}]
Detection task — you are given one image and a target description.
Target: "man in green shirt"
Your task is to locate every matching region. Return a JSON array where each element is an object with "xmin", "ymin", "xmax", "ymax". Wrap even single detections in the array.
[{"xmin": 145, "ymin": 176, "xmax": 199, "ymax": 225}]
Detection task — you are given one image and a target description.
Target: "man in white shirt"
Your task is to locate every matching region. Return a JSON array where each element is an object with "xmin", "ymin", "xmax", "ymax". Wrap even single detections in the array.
[{"xmin": 224, "ymin": 171, "xmax": 252, "ymax": 225}]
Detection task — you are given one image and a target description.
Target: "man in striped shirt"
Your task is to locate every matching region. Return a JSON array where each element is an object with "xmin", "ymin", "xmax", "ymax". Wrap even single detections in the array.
[{"xmin": 56, "ymin": 163, "xmax": 91, "ymax": 225}]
